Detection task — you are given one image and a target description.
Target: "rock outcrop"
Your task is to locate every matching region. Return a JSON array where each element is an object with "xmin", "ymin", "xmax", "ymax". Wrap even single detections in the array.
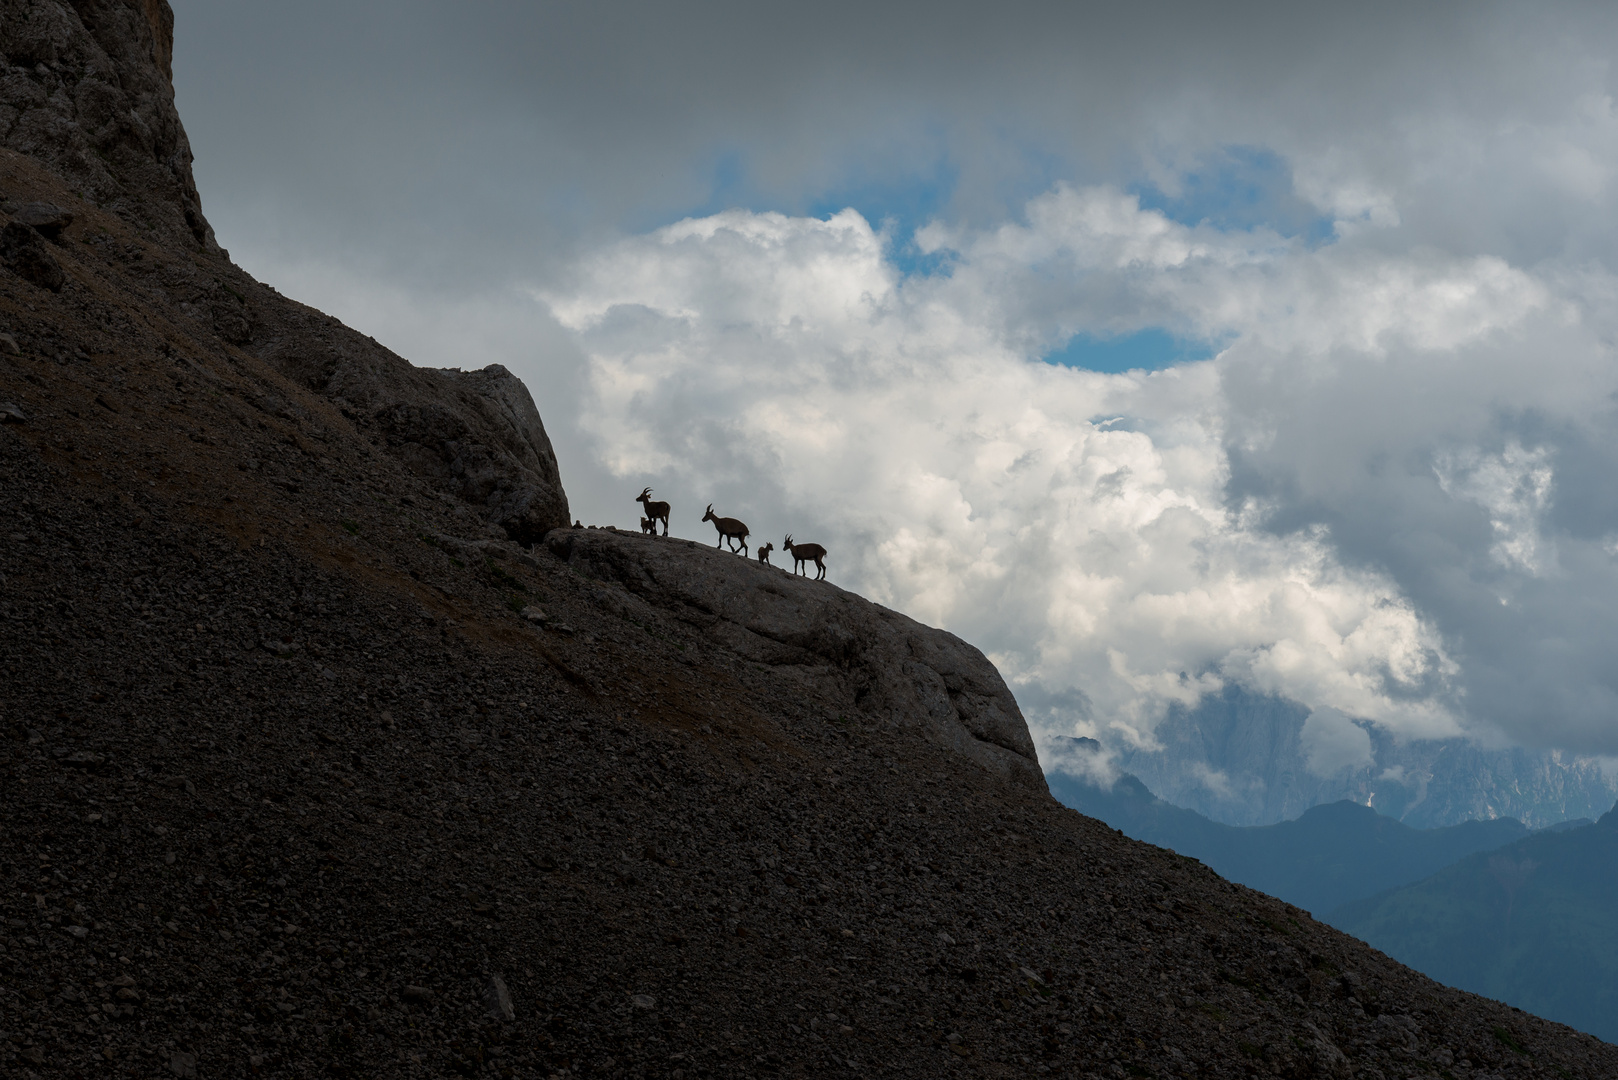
[
  {"xmin": 0, "ymin": 0, "xmax": 571, "ymax": 542},
  {"xmin": 549, "ymin": 527, "xmax": 1044, "ymax": 789},
  {"xmin": 0, "ymin": 0, "xmax": 215, "ymax": 251},
  {"xmin": 248, "ymin": 308, "xmax": 571, "ymax": 542}
]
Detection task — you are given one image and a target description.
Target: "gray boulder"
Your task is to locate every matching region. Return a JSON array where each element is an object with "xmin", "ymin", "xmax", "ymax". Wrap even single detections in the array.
[
  {"xmin": 11, "ymin": 201, "xmax": 72, "ymax": 236},
  {"xmin": 546, "ymin": 528, "xmax": 1046, "ymax": 790}
]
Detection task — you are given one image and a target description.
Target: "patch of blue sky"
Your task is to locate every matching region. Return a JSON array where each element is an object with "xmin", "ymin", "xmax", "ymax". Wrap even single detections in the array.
[
  {"xmin": 1133, "ymin": 146, "xmax": 1335, "ymax": 246},
  {"xmin": 804, "ymin": 162, "xmax": 958, "ymax": 278},
  {"xmin": 1044, "ymin": 327, "xmax": 1221, "ymax": 374},
  {"xmin": 637, "ymin": 146, "xmax": 962, "ymax": 278}
]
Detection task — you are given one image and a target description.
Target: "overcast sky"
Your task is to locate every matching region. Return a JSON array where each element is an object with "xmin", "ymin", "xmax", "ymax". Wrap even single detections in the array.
[{"xmin": 170, "ymin": 1, "xmax": 1618, "ymax": 774}]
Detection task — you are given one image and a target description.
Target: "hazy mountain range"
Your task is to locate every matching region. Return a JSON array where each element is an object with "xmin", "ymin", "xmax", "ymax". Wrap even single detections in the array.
[
  {"xmin": 1091, "ymin": 686, "xmax": 1618, "ymax": 829},
  {"xmin": 1047, "ymin": 768, "xmax": 1554, "ymax": 916},
  {"xmin": 1329, "ymin": 810, "xmax": 1618, "ymax": 1044}
]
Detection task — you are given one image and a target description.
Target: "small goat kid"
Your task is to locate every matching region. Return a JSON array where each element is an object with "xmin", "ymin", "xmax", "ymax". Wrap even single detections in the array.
[
  {"xmin": 635, "ymin": 487, "xmax": 670, "ymax": 536},
  {"xmin": 783, "ymin": 535, "xmax": 827, "ymax": 580},
  {"xmin": 757, "ymin": 542, "xmax": 774, "ymax": 567},
  {"xmin": 639, "ymin": 516, "xmax": 656, "ymax": 536},
  {"xmin": 702, "ymin": 504, "xmax": 750, "ymax": 555}
]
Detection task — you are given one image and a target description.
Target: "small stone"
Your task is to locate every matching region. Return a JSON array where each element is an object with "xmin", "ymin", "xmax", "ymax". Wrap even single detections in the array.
[
  {"xmin": 520, "ymin": 605, "xmax": 547, "ymax": 624},
  {"xmin": 483, "ymin": 974, "xmax": 515, "ymax": 1021},
  {"xmin": 320, "ymin": 667, "xmax": 337, "ymax": 680},
  {"xmin": 0, "ymin": 332, "xmax": 16, "ymax": 355},
  {"xmin": 169, "ymin": 1050, "xmax": 197, "ymax": 1078},
  {"xmin": 64, "ymin": 925, "xmax": 89, "ymax": 939},
  {"xmin": 632, "ymin": 993, "xmax": 656, "ymax": 1010},
  {"xmin": 164, "ymin": 852, "xmax": 176, "ymax": 865},
  {"xmin": 0, "ymin": 401, "xmax": 25, "ymax": 423},
  {"xmin": 402, "ymin": 985, "xmax": 433, "ymax": 1003},
  {"xmin": 11, "ymin": 202, "xmax": 74, "ymax": 236},
  {"xmin": 937, "ymin": 932, "xmax": 955, "ymax": 947},
  {"xmin": 21, "ymin": 1046, "xmax": 45, "ymax": 1065}
]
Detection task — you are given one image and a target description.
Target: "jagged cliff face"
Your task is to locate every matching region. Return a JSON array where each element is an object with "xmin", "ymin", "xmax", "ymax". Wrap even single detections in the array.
[
  {"xmin": 0, "ymin": 0, "xmax": 214, "ymax": 252},
  {"xmin": 0, "ymin": 0, "xmax": 571, "ymax": 541}
]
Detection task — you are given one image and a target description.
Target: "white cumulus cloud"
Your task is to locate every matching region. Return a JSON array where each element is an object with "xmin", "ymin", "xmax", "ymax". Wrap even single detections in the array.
[{"xmin": 539, "ymin": 192, "xmax": 1505, "ymax": 756}]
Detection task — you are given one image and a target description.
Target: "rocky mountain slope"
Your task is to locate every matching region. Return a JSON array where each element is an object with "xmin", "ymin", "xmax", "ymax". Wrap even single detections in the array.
[{"xmin": 4, "ymin": 3, "xmax": 1618, "ymax": 1078}]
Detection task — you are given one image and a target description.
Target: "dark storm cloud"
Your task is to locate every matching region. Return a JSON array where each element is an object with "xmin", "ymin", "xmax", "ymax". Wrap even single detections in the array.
[{"xmin": 172, "ymin": 1, "xmax": 1618, "ymax": 289}]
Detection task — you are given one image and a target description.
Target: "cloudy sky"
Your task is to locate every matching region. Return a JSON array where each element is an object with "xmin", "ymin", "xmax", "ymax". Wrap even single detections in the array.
[{"xmin": 170, "ymin": 1, "xmax": 1618, "ymax": 772}]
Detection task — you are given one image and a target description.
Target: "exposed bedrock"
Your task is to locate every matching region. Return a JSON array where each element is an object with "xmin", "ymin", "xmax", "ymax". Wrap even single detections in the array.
[{"xmin": 547, "ymin": 527, "xmax": 1047, "ymax": 790}]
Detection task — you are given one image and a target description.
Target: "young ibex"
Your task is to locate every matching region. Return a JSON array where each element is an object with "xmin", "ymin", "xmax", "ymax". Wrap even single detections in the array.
[
  {"xmin": 635, "ymin": 487, "xmax": 670, "ymax": 536},
  {"xmin": 783, "ymin": 535, "xmax": 827, "ymax": 580},
  {"xmin": 702, "ymin": 504, "xmax": 750, "ymax": 555},
  {"xmin": 757, "ymin": 542, "xmax": 774, "ymax": 567},
  {"xmin": 639, "ymin": 516, "xmax": 656, "ymax": 536}
]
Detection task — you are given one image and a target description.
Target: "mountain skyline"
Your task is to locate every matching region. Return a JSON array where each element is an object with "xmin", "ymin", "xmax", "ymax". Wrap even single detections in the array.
[
  {"xmin": 1062, "ymin": 687, "xmax": 1618, "ymax": 829},
  {"xmin": 1047, "ymin": 768, "xmax": 1544, "ymax": 916}
]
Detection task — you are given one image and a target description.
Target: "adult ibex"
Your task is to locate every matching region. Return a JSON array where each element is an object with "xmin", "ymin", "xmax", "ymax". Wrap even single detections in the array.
[
  {"xmin": 756, "ymin": 542, "xmax": 774, "ymax": 567},
  {"xmin": 635, "ymin": 487, "xmax": 670, "ymax": 536},
  {"xmin": 783, "ymin": 535, "xmax": 827, "ymax": 580},
  {"xmin": 702, "ymin": 504, "xmax": 749, "ymax": 555}
]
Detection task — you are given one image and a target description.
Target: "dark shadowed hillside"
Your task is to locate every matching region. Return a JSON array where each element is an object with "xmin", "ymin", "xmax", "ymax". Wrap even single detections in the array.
[
  {"xmin": 4, "ymin": 4, "xmax": 1618, "ymax": 1079},
  {"xmin": 1050, "ymin": 771, "xmax": 1534, "ymax": 916}
]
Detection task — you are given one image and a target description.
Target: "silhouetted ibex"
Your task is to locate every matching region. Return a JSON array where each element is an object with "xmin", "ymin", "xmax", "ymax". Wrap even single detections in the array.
[
  {"xmin": 783, "ymin": 535, "xmax": 827, "ymax": 580},
  {"xmin": 757, "ymin": 542, "xmax": 774, "ymax": 567},
  {"xmin": 702, "ymin": 504, "xmax": 750, "ymax": 555},
  {"xmin": 636, "ymin": 487, "xmax": 670, "ymax": 536},
  {"xmin": 639, "ymin": 517, "xmax": 656, "ymax": 536}
]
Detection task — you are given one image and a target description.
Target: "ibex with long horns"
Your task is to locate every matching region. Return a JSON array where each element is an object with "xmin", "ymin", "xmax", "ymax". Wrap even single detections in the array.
[
  {"xmin": 702, "ymin": 504, "xmax": 750, "ymax": 555},
  {"xmin": 783, "ymin": 535, "xmax": 827, "ymax": 580},
  {"xmin": 635, "ymin": 487, "xmax": 670, "ymax": 536}
]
